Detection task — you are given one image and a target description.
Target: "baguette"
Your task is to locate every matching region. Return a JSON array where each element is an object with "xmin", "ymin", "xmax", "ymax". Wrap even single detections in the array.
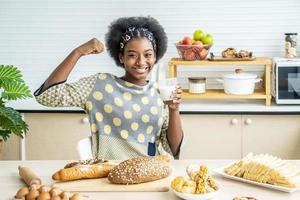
[
  {"xmin": 108, "ymin": 155, "xmax": 172, "ymax": 184},
  {"xmin": 52, "ymin": 159, "xmax": 117, "ymax": 181}
]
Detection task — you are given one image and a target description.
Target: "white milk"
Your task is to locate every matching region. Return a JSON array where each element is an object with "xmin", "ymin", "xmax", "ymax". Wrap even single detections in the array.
[{"xmin": 159, "ymin": 86, "xmax": 174, "ymax": 101}]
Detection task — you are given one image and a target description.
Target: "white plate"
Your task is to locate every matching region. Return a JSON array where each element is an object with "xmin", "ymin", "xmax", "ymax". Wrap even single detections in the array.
[
  {"xmin": 171, "ymin": 184, "xmax": 220, "ymax": 200},
  {"xmin": 213, "ymin": 166, "xmax": 300, "ymax": 193}
]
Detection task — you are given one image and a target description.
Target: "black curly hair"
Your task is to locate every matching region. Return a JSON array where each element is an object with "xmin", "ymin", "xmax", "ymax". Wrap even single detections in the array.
[{"xmin": 105, "ymin": 16, "xmax": 168, "ymax": 68}]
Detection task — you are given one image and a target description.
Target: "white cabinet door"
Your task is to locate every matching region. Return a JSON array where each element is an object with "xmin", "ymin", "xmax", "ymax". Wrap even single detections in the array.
[
  {"xmin": 180, "ymin": 114, "xmax": 242, "ymax": 159},
  {"xmin": 242, "ymin": 115, "xmax": 300, "ymax": 159},
  {"xmin": 24, "ymin": 113, "xmax": 90, "ymax": 160}
]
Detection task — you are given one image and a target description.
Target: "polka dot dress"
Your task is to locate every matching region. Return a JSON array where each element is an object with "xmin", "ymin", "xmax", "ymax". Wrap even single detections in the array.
[{"xmin": 85, "ymin": 73, "xmax": 165, "ymax": 159}]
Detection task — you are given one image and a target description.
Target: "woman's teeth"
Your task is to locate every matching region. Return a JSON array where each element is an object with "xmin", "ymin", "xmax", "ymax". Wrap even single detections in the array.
[{"xmin": 135, "ymin": 67, "xmax": 148, "ymax": 73}]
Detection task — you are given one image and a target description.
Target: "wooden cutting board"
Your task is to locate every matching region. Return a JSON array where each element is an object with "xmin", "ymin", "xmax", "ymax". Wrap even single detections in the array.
[{"xmin": 52, "ymin": 176, "xmax": 171, "ymax": 192}]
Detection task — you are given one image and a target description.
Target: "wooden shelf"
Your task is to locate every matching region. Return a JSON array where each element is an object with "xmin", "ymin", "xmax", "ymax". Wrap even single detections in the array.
[
  {"xmin": 168, "ymin": 57, "xmax": 273, "ymax": 106},
  {"xmin": 182, "ymin": 89, "xmax": 267, "ymax": 99}
]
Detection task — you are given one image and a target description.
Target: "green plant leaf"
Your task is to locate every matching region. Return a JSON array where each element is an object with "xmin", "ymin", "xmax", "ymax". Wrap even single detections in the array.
[
  {"xmin": 0, "ymin": 65, "xmax": 24, "ymax": 87},
  {"xmin": 0, "ymin": 106, "xmax": 28, "ymax": 140},
  {"xmin": 0, "ymin": 129, "xmax": 11, "ymax": 141},
  {"xmin": 1, "ymin": 81, "xmax": 32, "ymax": 100}
]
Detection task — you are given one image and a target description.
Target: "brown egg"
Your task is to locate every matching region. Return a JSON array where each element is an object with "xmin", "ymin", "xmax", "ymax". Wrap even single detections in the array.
[
  {"xmin": 37, "ymin": 192, "xmax": 51, "ymax": 200},
  {"xmin": 15, "ymin": 187, "xmax": 29, "ymax": 198},
  {"xmin": 39, "ymin": 185, "xmax": 51, "ymax": 193},
  {"xmin": 49, "ymin": 187, "xmax": 62, "ymax": 197},
  {"xmin": 70, "ymin": 193, "xmax": 82, "ymax": 200},
  {"xmin": 29, "ymin": 184, "xmax": 41, "ymax": 191},
  {"xmin": 26, "ymin": 189, "xmax": 39, "ymax": 200},
  {"xmin": 60, "ymin": 192, "xmax": 70, "ymax": 199},
  {"xmin": 50, "ymin": 196, "xmax": 62, "ymax": 200}
]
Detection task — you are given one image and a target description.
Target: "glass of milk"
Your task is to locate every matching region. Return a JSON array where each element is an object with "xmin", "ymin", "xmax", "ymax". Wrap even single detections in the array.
[{"xmin": 158, "ymin": 78, "xmax": 177, "ymax": 103}]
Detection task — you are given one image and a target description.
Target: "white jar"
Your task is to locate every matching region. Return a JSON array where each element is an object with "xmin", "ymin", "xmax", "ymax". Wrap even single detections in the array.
[{"xmin": 188, "ymin": 77, "xmax": 206, "ymax": 94}]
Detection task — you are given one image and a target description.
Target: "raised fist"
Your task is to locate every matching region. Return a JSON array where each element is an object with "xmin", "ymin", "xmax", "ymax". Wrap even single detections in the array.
[{"xmin": 76, "ymin": 38, "xmax": 104, "ymax": 56}]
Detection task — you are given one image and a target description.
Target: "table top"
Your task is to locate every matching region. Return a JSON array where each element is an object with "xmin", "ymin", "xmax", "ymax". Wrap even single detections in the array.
[{"xmin": 1, "ymin": 160, "xmax": 300, "ymax": 200}]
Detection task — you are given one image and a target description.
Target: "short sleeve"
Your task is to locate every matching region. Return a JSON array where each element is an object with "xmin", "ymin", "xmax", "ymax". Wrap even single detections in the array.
[{"xmin": 34, "ymin": 74, "xmax": 98, "ymax": 109}]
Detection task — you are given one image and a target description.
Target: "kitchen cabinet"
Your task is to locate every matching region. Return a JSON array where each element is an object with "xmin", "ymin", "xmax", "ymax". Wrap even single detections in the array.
[
  {"xmin": 180, "ymin": 114, "xmax": 300, "ymax": 160},
  {"xmin": 242, "ymin": 115, "xmax": 300, "ymax": 159},
  {"xmin": 24, "ymin": 113, "xmax": 90, "ymax": 160},
  {"xmin": 180, "ymin": 114, "xmax": 242, "ymax": 159}
]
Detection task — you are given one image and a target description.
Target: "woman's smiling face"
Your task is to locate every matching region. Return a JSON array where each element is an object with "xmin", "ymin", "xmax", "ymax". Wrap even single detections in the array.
[{"xmin": 119, "ymin": 37, "xmax": 156, "ymax": 85}]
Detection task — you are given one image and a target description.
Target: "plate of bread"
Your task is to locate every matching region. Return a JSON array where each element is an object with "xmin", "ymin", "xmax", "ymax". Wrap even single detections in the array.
[
  {"xmin": 171, "ymin": 164, "xmax": 220, "ymax": 200},
  {"xmin": 209, "ymin": 48, "xmax": 255, "ymax": 61},
  {"xmin": 214, "ymin": 153, "xmax": 300, "ymax": 193}
]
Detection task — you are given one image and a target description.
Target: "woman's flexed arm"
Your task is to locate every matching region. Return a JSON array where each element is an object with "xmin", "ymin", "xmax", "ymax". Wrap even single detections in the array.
[{"xmin": 42, "ymin": 38, "xmax": 104, "ymax": 91}]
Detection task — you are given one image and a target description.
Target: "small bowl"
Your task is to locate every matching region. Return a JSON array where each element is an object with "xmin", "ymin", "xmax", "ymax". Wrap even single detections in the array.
[
  {"xmin": 175, "ymin": 43, "xmax": 212, "ymax": 61},
  {"xmin": 172, "ymin": 186, "xmax": 220, "ymax": 200}
]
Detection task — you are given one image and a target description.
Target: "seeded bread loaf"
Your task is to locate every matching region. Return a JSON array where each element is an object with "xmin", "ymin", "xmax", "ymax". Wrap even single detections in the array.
[{"xmin": 108, "ymin": 155, "xmax": 172, "ymax": 184}]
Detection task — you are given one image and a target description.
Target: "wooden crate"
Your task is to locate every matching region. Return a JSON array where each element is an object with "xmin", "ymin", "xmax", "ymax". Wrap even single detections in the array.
[{"xmin": 168, "ymin": 57, "xmax": 272, "ymax": 106}]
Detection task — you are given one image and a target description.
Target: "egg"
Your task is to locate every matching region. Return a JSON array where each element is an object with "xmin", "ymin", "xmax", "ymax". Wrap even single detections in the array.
[
  {"xmin": 60, "ymin": 192, "xmax": 70, "ymax": 199},
  {"xmin": 15, "ymin": 187, "xmax": 29, "ymax": 198},
  {"xmin": 29, "ymin": 184, "xmax": 41, "ymax": 191},
  {"xmin": 26, "ymin": 189, "xmax": 39, "ymax": 200},
  {"xmin": 70, "ymin": 193, "xmax": 82, "ymax": 200},
  {"xmin": 50, "ymin": 196, "xmax": 62, "ymax": 200},
  {"xmin": 37, "ymin": 191, "xmax": 51, "ymax": 200},
  {"xmin": 39, "ymin": 185, "xmax": 51, "ymax": 193},
  {"xmin": 49, "ymin": 187, "xmax": 62, "ymax": 197}
]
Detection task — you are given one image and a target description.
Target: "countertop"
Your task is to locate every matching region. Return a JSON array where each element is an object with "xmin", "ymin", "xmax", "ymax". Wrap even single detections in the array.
[{"xmin": 1, "ymin": 160, "xmax": 300, "ymax": 200}]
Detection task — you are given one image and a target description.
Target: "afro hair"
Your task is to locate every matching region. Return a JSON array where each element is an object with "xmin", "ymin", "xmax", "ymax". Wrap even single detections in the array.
[{"xmin": 105, "ymin": 16, "xmax": 168, "ymax": 68}]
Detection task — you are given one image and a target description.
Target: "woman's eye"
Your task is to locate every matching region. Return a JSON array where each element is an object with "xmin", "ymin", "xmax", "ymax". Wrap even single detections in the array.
[
  {"xmin": 145, "ymin": 53, "xmax": 153, "ymax": 58},
  {"xmin": 128, "ymin": 54, "xmax": 137, "ymax": 58}
]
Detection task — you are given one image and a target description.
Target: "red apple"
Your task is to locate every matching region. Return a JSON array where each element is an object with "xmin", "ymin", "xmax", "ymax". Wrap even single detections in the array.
[
  {"xmin": 181, "ymin": 36, "xmax": 193, "ymax": 45},
  {"xmin": 192, "ymin": 40, "xmax": 203, "ymax": 46},
  {"xmin": 199, "ymin": 49, "xmax": 208, "ymax": 60},
  {"xmin": 183, "ymin": 49, "xmax": 196, "ymax": 60}
]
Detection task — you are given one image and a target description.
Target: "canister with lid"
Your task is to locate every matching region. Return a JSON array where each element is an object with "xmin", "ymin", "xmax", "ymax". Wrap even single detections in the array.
[
  {"xmin": 285, "ymin": 33, "xmax": 298, "ymax": 58},
  {"xmin": 188, "ymin": 77, "xmax": 206, "ymax": 94}
]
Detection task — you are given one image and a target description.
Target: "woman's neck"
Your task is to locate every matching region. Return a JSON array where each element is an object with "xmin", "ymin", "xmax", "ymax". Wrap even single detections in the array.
[{"xmin": 121, "ymin": 75, "xmax": 148, "ymax": 86}]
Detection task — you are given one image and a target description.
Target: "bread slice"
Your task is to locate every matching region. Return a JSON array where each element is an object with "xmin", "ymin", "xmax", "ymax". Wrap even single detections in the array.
[{"xmin": 108, "ymin": 155, "xmax": 172, "ymax": 184}]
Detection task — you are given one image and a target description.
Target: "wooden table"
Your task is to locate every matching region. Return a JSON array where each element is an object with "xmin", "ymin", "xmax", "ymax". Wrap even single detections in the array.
[{"xmin": 1, "ymin": 160, "xmax": 300, "ymax": 200}]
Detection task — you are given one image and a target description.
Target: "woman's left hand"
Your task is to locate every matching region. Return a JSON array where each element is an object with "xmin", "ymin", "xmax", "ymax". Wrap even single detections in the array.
[{"xmin": 168, "ymin": 85, "xmax": 182, "ymax": 111}]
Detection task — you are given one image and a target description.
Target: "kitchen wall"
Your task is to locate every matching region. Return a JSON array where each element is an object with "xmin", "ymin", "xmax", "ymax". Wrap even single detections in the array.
[{"xmin": 1, "ymin": 0, "xmax": 300, "ymax": 110}]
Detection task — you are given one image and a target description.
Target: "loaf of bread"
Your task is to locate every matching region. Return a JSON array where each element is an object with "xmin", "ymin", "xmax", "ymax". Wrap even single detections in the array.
[
  {"xmin": 108, "ymin": 155, "xmax": 172, "ymax": 184},
  {"xmin": 52, "ymin": 159, "xmax": 117, "ymax": 181}
]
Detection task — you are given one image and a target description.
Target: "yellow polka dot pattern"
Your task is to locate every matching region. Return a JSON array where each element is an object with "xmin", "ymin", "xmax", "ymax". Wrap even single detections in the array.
[
  {"xmin": 141, "ymin": 96, "xmax": 149, "ymax": 105},
  {"xmin": 146, "ymin": 126, "xmax": 153, "ymax": 134},
  {"xmin": 124, "ymin": 110, "xmax": 132, "ymax": 119},
  {"xmin": 132, "ymin": 104, "xmax": 141, "ymax": 112},
  {"xmin": 137, "ymin": 134, "xmax": 145, "ymax": 143},
  {"xmin": 85, "ymin": 101, "xmax": 93, "ymax": 111},
  {"xmin": 93, "ymin": 91, "xmax": 103, "ymax": 100},
  {"xmin": 98, "ymin": 73, "xmax": 107, "ymax": 80},
  {"xmin": 123, "ymin": 92, "xmax": 132, "ymax": 101},
  {"xmin": 104, "ymin": 125, "xmax": 111, "ymax": 134},
  {"xmin": 105, "ymin": 84, "xmax": 113, "ymax": 93},
  {"xmin": 113, "ymin": 117, "xmax": 122, "ymax": 126},
  {"xmin": 95, "ymin": 112, "xmax": 103, "ymax": 122},
  {"xmin": 142, "ymin": 114, "xmax": 150, "ymax": 123},
  {"xmin": 114, "ymin": 97, "xmax": 123, "ymax": 106},
  {"xmin": 150, "ymin": 106, "xmax": 158, "ymax": 115},
  {"xmin": 91, "ymin": 123, "xmax": 98, "ymax": 133},
  {"xmin": 131, "ymin": 122, "xmax": 139, "ymax": 131},
  {"xmin": 104, "ymin": 104, "xmax": 113, "ymax": 113},
  {"xmin": 120, "ymin": 130, "xmax": 128, "ymax": 139},
  {"xmin": 125, "ymin": 81, "xmax": 133, "ymax": 87}
]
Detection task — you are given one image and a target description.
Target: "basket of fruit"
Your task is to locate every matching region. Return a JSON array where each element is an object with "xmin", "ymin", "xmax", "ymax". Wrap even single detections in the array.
[{"xmin": 176, "ymin": 30, "xmax": 214, "ymax": 61}]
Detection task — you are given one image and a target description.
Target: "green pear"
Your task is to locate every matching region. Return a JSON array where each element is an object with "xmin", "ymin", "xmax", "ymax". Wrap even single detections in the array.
[
  {"xmin": 202, "ymin": 34, "xmax": 214, "ymax": 45},
  {"xmin": 193, "ymin": 29, "xmax": 204, "ymax": 41}
]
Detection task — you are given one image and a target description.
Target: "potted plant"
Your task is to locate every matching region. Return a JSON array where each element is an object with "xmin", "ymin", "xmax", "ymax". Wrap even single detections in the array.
[{"xmin": 0, "ymin": 65, "xmax": 32, "ymax": 157}]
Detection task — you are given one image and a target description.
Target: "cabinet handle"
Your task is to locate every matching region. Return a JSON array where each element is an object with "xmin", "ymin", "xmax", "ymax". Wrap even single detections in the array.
[
  {"xmin": 82, "ymin": 117, "xmax": 89, "ymax": 124},
  {"xmin": 244, "ymin": 118, "xmax": 252, "ymax": 125},
  {"xmin": 230, "ymin": 118, "xmax": 238, "ymax": 125}
]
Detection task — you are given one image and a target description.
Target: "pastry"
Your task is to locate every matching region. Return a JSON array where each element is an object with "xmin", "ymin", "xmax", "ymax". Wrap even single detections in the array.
[
  {"xmin": 222, "ymin": 48, "xmax": 237, "ymax": 58},
  {"xmin": 107, "ymin": 155, "xmax": 172, "ymax": 184},
  {"xmin": 52, "ymin": 158, "xmax": 117, "ymax": 181}
]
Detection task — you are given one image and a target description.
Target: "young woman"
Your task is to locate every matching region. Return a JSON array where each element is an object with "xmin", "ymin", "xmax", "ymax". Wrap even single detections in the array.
[{"xmin": 35, "ymin": 16, "xmax": 183, "ymax": 160}]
